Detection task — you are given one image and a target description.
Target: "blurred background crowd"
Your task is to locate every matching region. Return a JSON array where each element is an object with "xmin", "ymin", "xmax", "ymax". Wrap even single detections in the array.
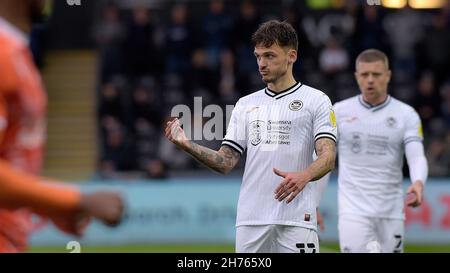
[{"xmin": 32, "ymin": 0, "xmax": 450, "ymax": 180}]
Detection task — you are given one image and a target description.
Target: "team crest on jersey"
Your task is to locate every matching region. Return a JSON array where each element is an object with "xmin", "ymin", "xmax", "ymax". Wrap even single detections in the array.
[
  {"xmin": 351, "ymin": 132, "xmax": 362, "ymax": 153},
  {"xmin": 386, "ymin": 117, "xmax": 397, "ymax": 128},
  {"xmin": 289, "ymin": 100, "xmax": 303, "ymax": 111},
  {"xmin": 249, "ymin": 120, "xmax": 265, "ymax": 146}
]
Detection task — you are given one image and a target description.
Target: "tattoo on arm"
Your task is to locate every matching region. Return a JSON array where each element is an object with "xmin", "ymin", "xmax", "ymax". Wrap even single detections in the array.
[
  {"xmin": 306, "ymin": 138, "xmax": 336, "ymax": 181},
  {"xmin": 184, "ymin": 142, "xmax": 241, "ymax": 174}
]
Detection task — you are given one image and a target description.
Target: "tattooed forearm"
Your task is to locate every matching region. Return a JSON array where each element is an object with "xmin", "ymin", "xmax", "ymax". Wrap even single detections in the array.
[
  {"xmin": 305, "ymin": 138, "xmax": 336, "ymax": 181},
  {"xmin": 183, "ymin": 142, "xmax": 240, "ymax": 174}
]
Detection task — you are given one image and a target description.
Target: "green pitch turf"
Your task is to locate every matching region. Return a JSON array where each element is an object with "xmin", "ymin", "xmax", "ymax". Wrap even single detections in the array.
[
  {"xmin": 319, "ymin": 242, "xmax": 450, "ymax": 253},
  {"xmin": 29, "ymin": 244, "xmax": 235, "ymax": 253},
  {"xmin": 29, "ymin": 242, "xmax": 450, "ymax": 253}
]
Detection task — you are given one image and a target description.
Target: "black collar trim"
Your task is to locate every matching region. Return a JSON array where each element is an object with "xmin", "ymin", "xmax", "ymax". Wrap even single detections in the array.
[
  {"xmin": 358, "ymin": 95, "xmax": 391, "ymax": 112},
  {"xmin": 265, "ymin": 82, "xmax": 303, "ymax": 100}
]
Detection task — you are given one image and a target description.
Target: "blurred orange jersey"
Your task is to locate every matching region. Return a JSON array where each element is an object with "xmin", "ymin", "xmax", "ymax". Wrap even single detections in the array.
[{"xmin": 0, "ymin": 17, "xmax": 47, "ymax": 252}]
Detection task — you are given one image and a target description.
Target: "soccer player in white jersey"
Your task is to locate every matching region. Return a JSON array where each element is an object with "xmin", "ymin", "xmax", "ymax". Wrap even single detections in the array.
[
  {"xmin": 333, "ymin": 49, "xmax": 428, "ymax": 253},
  {"xmin": 165, "ymin": 20, "xmax": 337, "ymax": 253}
]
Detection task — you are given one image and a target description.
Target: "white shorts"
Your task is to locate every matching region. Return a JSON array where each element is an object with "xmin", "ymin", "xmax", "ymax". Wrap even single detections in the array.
[
  {"xmin": 338, "ymin": 214, "xmax": 404, "ymax": 253},
  {"xmin": 236, "ymin": 225, "xmax": 319, "ymax": 253}
]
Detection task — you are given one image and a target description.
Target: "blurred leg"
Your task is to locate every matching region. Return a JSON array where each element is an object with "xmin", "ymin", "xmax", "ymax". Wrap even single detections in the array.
[
  {"xmin": 339, "ymin": 214, "xmax": 378, "ymax": 253},
  {"xmin": 377, "ymin": 218, "xmax": 404, "ymax": 253},
  {"xmin": 274, "ymin": 225, "xmax": 319, "ymax": 253},
  {"xmin": 235, "ymin": 225, "xmax": 275, "ymax": 253}
]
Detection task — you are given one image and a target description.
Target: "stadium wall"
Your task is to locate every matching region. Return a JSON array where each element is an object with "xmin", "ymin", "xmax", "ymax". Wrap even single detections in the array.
[{"xmin": 30, "ymin": 178, "xmax": 450, "ymax": 246}]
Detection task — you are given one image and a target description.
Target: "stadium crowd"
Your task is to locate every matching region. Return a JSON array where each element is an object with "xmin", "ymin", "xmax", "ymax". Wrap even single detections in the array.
[{"xmin": 93, "ymin": 0, "xmax": 450, "ymax": 179}]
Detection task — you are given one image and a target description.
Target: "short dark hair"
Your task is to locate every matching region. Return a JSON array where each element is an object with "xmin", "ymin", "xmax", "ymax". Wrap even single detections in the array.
[
  {"xmin": 356, "ymin": 49, "xmax": 389, "ymax": 69},
  {"xmin": 251, "ymin": 20, "xmax": 298, "ymax": 51}
]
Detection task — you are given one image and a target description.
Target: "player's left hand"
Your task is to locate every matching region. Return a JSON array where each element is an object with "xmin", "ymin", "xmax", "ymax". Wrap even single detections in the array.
[
  {"xmin": 316, "ymin": 207, "xmax": 325, "ymax": 232},
  {"xmin": 406, "ymin": 180, "xmax": 424, "ymax": 208},
  {"xmin": 80, "ymin": 191, "xmax": 124, "ymax": 227},
  {"xmin": 51, "ymin": 213, "xmax": 92, "ymax": 237},
  {"xmin": 273, "ymin": 168, "xmax": 311, "ymax": 204}
]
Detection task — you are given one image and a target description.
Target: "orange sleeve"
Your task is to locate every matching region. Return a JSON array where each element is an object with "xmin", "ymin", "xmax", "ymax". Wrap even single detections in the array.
[
  {"xmin": 0, "ymin": 95, "xmax": 6, "ymax": 142},
  {"xmin": 0, "ymin": 160, "xmax": 81, "ymax": 216},
  {"xmin": 0, "ymin": 39, "xmax": 18, "ymax": 143},
  {"xmin": 0, "ymin": 37, "xmax": 19, "ymax": 95}
]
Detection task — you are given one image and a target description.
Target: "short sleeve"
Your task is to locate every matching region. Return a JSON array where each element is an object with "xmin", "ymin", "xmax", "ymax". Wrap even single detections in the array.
[
  {"xmin": 221, "ymin": 100, "xmax": 247, "ymax": 155},
  {"xmin": 0, "ymin": 95, "xmax": 7, "ymax": 134},
  {"xmin": 313, "ymin": 94, "xmax": 337, "ymax": 143},
  {"xmin": 403, "ymin": 109, "xmax": 423, "ymax": 145},
  {"xmin": 0, "ymin": 45, "xmax": 19, "ymax": 138},
  {"xmin": 0, "ymin": 43, "xmax": 19, "ymax": 96}
]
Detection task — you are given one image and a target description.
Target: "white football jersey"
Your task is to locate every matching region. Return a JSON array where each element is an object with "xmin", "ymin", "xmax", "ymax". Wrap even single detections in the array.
[
  {"xmin": 222, "ymin": 82, "xmax": 337, "ymax": 230},
  {"xmin": 334, "ymin": 95, "xmax": 423, "ymax": 219}
]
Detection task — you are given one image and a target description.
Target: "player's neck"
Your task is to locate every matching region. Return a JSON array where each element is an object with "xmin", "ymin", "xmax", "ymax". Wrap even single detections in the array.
[
  {"xmin": 362, "ymin": 94, "xmax": 389, "ymax": 106},
  {"xmin": 267, "ymin": 75, "xmax": 297, "ymax": 93},
  {"xmin": 0, "ymin": 2, "xmax": 31, "ymax": 34}
]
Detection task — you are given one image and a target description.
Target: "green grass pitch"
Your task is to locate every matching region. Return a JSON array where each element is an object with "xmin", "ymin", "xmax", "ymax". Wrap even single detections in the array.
[{"xmin": 29, "ymin": 242, "xmax": 450, "ymax": 253}]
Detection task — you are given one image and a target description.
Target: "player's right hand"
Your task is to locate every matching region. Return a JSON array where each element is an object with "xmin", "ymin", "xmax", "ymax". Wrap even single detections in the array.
[{"xmin": 165, "ymin": 118, "xmax": 188, "ymax": 148}]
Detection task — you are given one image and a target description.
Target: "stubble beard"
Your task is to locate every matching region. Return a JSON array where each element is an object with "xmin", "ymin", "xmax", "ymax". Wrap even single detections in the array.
[{"xmin": 262, "ymin": 68, "xmax": 287, "ymax": 84}]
